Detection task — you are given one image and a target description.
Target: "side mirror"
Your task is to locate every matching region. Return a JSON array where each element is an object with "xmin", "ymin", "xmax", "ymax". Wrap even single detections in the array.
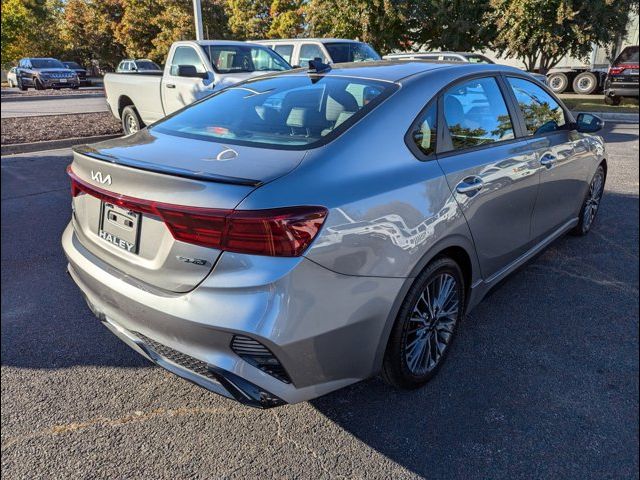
[
  {"xmin": 575, "ymin": 113, "xmax": 604, "ymax": 133},
  {"xmin": 177, "ymin": 64, "xmax": 207, "ymax": 79}
]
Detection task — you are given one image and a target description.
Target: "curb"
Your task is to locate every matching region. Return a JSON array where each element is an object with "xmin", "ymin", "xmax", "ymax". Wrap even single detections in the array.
[
  {"xmin": 1, "ymin": 134, "xmax": 121, "ymax": 155},
  {"xmin": 1, "ymin": 92, "xmax": 105, "ymax": 103},
  {"xmin": 573, "ymin": 110, "xmax": 639, "ymax": 124}
]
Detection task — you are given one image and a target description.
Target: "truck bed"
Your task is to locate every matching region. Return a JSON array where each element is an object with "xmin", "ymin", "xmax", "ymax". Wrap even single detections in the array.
[{"xmin": 104, "ymin": 72, "xmax": 165, "ymax": 124}]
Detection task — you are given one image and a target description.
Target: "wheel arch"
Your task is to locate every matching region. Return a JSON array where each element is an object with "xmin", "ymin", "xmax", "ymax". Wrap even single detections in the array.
[
  {"xmin": 118, "ymin": 95, "xmax": 135, "ymax": 118},
  {"xmin": 372, "ymin": 235, "xmax": 480, "ymax": 373}
]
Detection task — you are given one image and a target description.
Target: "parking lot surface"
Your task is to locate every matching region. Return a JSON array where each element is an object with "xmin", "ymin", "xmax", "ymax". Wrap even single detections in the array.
[
  {"xmin": 0, "ymin": 95, "xmax": 108, "ymax": 118},
  {"xmin": 1, "ymin": 123, "xmax": 638, "ymax": 479}
]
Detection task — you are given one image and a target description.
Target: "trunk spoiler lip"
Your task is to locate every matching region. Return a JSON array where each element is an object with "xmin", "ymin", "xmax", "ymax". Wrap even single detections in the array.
[{"xmin": 72, "ymin": 144, "xmax": 263, "ymax": 187}]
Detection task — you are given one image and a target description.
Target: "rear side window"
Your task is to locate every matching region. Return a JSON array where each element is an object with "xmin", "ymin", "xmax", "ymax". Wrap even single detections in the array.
[
  {"xmin": 274, "ymin": 45, "xmax": 294, "ymax": 64},
  {"xmin": 202, "ymin": 45, "xmax": 289, "ymax": 73},
  {"xmin": 506, "ymin": 77, "xmax": 566, "ymax": 135},
  {"xmin": 154, "ymin": 75, "xmax": 397, "ymax": 149},
  {"xmin": 170, "ymin": 46, "xmax": 206, "ymax": 75},
  {"xmin": 411, "ymin": 103, "xmax": 438, "ymax": 156},
  {"xmin": 615, "ymin": 46, "xmax": 639, "ymax": 65},
  {"xmin": 443, "ymin": 77, "xmax": 514, "ymax": 150},
  {"xmin": 299, "ymin": 44, "xmax": 326, "ymax": 67}
]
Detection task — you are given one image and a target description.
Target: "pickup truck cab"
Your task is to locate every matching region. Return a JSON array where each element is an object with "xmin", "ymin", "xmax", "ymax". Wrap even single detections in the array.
[{"xmin": 104, "ymin": 40, "xmax": 291, "ymax": 134}]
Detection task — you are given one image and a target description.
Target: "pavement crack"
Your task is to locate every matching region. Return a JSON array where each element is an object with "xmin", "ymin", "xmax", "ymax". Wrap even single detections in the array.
[
  {"xmin": 269, "ymin": 409, "xmax": 347, "ymax": 480},
  {"xmin": 1, "ymin": 406, "xmax": 227, "ymax": 450},
  {"xmin": 526, "ymin": 263, "xmax": 638, "ymax": 296}
]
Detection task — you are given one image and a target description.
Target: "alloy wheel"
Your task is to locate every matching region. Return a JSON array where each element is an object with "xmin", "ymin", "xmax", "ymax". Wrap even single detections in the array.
[
  {"xmin": 126, "ymin": 114, "xmax": 139, "ymax": 134},
  {"xmin": 404, "ymin": 273, "xmax": 459, "ymax": 375},
  {"xmin": 583, "ymin": 169, "xmax": 604, "ymax": 230}
]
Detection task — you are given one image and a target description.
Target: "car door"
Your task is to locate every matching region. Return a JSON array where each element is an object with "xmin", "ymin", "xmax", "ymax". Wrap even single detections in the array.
[
  {"xmin": 435, "ymin": 75, "xmax": 540, "ymax": 279},
  {"xmin": 503, "ymin": 76, "xmax": 591, "ymax": 242},
  {"xmin": 162, "ymin": 45, "xmax": 211, "ymax": 115}
]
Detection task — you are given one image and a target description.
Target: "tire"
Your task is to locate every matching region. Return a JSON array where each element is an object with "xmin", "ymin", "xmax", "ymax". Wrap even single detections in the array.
[
  {"xmin": 71, "ymin": 85, "xmax": 79, "ymax": 90},
  {"xmin": 572, "ymin": 72, "xmax": 598, "ymax": 95},
  {"xmin": 34, "ymin": 78, "xmax": 45, "ymax": 90},
  {"xmin": 382, "ymin": 256, "xmax": 466, "ymax": 389},
  {"xmin": 547, "ymin": 72, "xmax": 569, "ymax": 94},
  {"xmin": 17, "ymin": 78, "xmax": 27, "ymax": 91},
  {"xmin": 604, "ymin": 94, "xmax": 621, "ymax": 106},
  {"xmin": 571, "ymin": 165, "xmax": 606, "ymax": 236},
  {"xmin": 121, "ymin": 105, "xmax": 144, "ymax": 135}
]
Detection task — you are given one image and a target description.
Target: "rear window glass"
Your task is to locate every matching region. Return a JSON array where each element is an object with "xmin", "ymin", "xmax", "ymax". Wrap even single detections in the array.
[
  {"xmin": 202, "ymin": 45, "xmax": 290, "ymax": 73},
  {"xmin": 136, "ymin": 60, "xmax": 160, "ymax": 70},
  {"xmin": 153, "ymin": 75, "xmax": 397, "ymax": 150},
  {"xmin": 324, "ymin": 43, "xmax": 381, "ymax": 63},
  {"xmin": 615, "ymin": 46, "xmax": 639, "ymax": 65}
]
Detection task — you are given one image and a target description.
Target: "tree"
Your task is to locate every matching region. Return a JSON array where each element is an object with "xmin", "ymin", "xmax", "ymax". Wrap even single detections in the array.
[
  {"xmin": 1, "ymin": 0, "xmax": 64, "ymax": 66},
  {"xmin": 227, "ymin": 0, "xmax": 271, "ymax": 38},
  {"xmin": 410, "ymin": 0, "xmax": 495, "ymax": 52},
  {"xmin": 489, "ymin": 0, "xmax": 640, "ymax": 73},
  {"xmin": 268, "ymin": 0, "xmax": 305, "ymax": 38},
  {"xmin": 306, "ymin": 0, "xmax": 411, "ymax": 54}
]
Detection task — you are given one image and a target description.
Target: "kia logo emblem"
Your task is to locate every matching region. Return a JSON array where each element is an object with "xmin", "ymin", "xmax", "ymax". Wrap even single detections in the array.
[{"xmin": 91, "ymin": 171, "xmax": 112, "ymax": 185}]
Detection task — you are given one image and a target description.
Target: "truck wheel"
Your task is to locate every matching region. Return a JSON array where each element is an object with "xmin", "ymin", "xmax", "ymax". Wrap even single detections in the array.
[
  {"xmin": 122, "ymin": 106, "xmax": 144, "ymax": 135},
  {"xmin": 573, "ymin": 72, "xmax": 598, "ymax": 95},
  {"xmin": 547, "ymin": 72, "xmax": 569, "ymax": 94}
]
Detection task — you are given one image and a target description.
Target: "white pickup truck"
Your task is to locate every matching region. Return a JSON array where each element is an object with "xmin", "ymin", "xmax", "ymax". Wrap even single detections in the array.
[{"xmin": 104, "ymin": 40, "xmax": 291, "ymax": 134}]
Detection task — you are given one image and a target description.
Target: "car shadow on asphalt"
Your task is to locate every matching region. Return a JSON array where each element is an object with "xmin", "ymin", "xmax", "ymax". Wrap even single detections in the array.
[{"xmin": 309, "ymin": 191, "xmax": 639, "ymax": 478}]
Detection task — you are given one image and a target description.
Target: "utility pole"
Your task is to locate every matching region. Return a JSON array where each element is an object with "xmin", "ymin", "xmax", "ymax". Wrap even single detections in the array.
[{"xmin": 193, "ymin": 0, "xmax": 204, "ymax": 40}]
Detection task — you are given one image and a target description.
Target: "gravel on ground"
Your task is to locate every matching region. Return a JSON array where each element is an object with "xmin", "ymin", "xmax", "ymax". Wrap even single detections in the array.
[
  {"xmin": 1, "ymin": 87, "xmax": 103, "ymax": 97},
  {"xmin": 1, "ymin": 112, "xmax": 121, "ymax": 145}
]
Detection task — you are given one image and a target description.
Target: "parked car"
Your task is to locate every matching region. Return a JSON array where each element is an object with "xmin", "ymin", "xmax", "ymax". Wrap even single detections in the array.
[
  {"xmin": 254, "ymin": 38, "xmax": 380, "ymax": 67},
  {"xmin": 63, "ymin": 61, "xmax": 607, "ymax": 408},
  {"xmin": 14, "ymin": 57, "xmax": 80, "ymax": 90},
  {"xmin": 384, "ymin": 51, "xmax": 549, "ymax": 84},
  {"xmin": 116, "ymin": 59, "xmax": 162, "ymax": 73},
  {"xmin": 63, "ymin": 61, "xmax": 91, "ymax": 86},
  {"xmin": 604, "ymin": 45, "xmax": 639, "ymax": 105},
  {"xmin": 104, "ymin": 40, "xmax": 292, "ymax": 134},
  {"xmin": 384, "ymin": 51, "xmax": 494, "ymax": 64},
  {"xmin": 6, "ymin": 67, "xmax": 18, "ymax": 87}
]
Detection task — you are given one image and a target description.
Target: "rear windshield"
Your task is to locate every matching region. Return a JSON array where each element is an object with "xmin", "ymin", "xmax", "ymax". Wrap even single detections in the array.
[
  {"xmin": 31, "ymin": 59, "xmax": 65, "ymax": 69},
  {"xmin": 324, "ymin": 43, "xmax": 381, "ymax": 63},
  {"xmin": 615, "ymin": 46, "xmax": 639, "ymax": 65},
  {"xmin": 153, "ymin": 75, "xmax": 397, "ymax": 149},
  {"xmin": 202, "ymin": 45, "xmax": 290, "ymax": 73},
  {"xmin": 135, "ymin": 60, "xmax": 161, "ymax": 70}
]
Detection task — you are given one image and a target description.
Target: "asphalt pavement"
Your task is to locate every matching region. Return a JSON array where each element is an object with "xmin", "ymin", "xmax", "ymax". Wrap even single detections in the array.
[
  {"xmin": 0, "ymin": 95, "xmax": 108, "ymax": 118},
  {"xmin": 1, "ymin": 124, "xmax": 638, "ymax": 479}
]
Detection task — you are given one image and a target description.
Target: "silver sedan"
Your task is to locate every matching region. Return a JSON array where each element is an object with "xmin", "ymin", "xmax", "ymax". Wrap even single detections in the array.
[{"xmin": 62, "ymin": 61, "xmax": 607, "ymax": 407}]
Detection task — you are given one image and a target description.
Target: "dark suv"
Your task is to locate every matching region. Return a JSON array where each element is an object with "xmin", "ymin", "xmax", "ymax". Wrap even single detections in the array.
[
  {"xmin": 604, "ymin": 46, "xmax": 639, "ymax": 105},
  {"xmin": 63, "ymin": 61, "xmax": 91, "ymax": 86},
  {"xmin": 15, "ymin": 57, "xmax": 80, "ymax": 91}
]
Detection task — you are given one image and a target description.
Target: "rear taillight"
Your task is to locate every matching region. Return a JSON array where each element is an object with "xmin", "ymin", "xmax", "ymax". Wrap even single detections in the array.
[
  {"xmin": 68, "ymin": 166, "xmax": 327, "ymax": 257},
  {"xmin": 608, "ymin": 66, "xmax": 625, "ymax": 75}
]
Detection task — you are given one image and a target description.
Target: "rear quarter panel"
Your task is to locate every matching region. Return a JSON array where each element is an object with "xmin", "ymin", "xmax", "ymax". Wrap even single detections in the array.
[{"xmin": 104, "ymin": 72, "xmax": 164, "ymax": 124}]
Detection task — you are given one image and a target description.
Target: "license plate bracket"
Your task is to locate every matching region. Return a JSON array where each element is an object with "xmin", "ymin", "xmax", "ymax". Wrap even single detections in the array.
[{"xmin": 98, "ymin": 203, "xmax": 141, "ymax": 254}]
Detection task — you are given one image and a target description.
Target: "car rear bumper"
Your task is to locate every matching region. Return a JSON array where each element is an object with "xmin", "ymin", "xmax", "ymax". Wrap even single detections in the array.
[
  {"xmin": 604, "ymin": 80, "xmax": 639, "ymax": 97},
  {"xmin": 62, "ymin": 222, "xmax": 404, "ymax": 406}
]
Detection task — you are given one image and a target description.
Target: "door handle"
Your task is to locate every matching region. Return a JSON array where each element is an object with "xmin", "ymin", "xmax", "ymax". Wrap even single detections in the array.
[
  {"xmin": 456, "ymin": 177, "xmax": 484, "ymax": 195},
  {"xmin": 166, "ymin": 84, "xmax": 176, "ymax": 89},
  {"xmin": 540, "ymin": 153, "xmax": 557, "ymax": 168}
]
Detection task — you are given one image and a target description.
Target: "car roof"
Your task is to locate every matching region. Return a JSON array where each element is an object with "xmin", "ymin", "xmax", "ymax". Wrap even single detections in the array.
[
  {"xmin": 277, "ymin": 60, "xmax": 523, "ymax": 83},
  {"xmin": 252, "ymin": 38, "xmax": 366, "ymax": 44},
  {"xmin": 177, "ymin": 40, "xmax": 271, "ymax": 47}
]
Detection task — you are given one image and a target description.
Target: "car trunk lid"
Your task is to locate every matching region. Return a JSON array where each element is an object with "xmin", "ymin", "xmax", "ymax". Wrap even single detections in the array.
[{"xmin": 69, "ymin": 130, "xmax": 306, "ymax": 292}]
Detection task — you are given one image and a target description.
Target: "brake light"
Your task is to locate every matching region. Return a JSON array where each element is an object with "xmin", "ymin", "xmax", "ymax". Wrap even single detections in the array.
[
  {"xmin": 608, "ymin": 66, "xmax": 625, "ymax": 75},
  {"xmin": 67, "ymin": 166, "xmax": 327, "ymax": 257}
]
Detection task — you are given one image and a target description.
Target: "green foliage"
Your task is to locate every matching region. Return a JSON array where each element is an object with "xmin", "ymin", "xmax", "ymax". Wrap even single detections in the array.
[
  {"xmin": 489, "ymin": 0, "xmax": 640, "ymax": 72},
  {"xmin": 410, "ymin": 0, "xmax": 495, "ymax": 52},
  {"xmin": 306, "ymin": 0, "xmax": 411, "ymax": 54}
]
